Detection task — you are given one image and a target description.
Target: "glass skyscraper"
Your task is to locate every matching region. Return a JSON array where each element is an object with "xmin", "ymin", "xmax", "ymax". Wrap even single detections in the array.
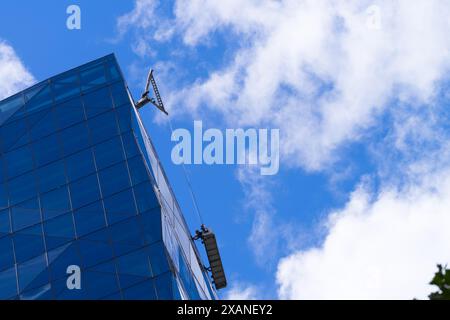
[{"xmin": 0, "ymin": 54, "xmax": 218, "ymax": 300}]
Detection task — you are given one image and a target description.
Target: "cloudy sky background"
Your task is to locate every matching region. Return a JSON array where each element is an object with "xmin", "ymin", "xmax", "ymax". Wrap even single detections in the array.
[{"xmin": 2, "ymin": 0, "xmax": 450, "ymax": 299}]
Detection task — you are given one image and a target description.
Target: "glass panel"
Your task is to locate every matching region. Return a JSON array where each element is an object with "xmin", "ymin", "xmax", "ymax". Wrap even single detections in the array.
[
  {"xmin": 117, "ymin": 248, "xmax": 152, "ymax": 289},
  {"xmin": 148, "ymin": 241, "xmax": 170, "ymax": 277},
  {"xmin": 65, "ymin": 148, "xmax": 95, "ymax": 182},
  {"xmin": 121, "ymin": 132, "xmax": 141, "ymax": 159},
  {"xmin": 4, "ymin": 144, "xmax": 33, "ymax": 179},
  {"xmin": 37, "ymin": 160, "xmax": 66, "ymax": 193},
  {"xmin": 60, "ymin": 121, "xmax": 91, "ymax": 155},
  {"xmin": 0, "ymin": 266, "xmax": 18, "ymax": 299},
  {"xmin": 0, "ymin": 208, "xmax": 11, "ymax": 234},
  {"xmin": 40, "ymin": 186, "xmax": 70, "ymax": 220},
  {"xmin": 73, "ymin": 201, "xmax": 106, "ymax": 237},
  {"xmin": 44, "ymin": 213, "xmax": 76, "ymax": 250},
  {"xmin": 20, "ymin": 283, "xmax": 53, "ymax": 300},
  {"xmin": 133, "ymin": 181, "xmax": 159, "ymax": 213},
  {"xmin": 32, "ymin": 134, "xmax": 62, "ymax": 167},
  {"xmin": 13, "ymin": 225, "xmax": 45, "ymax": 263},
  {"xmin": 109, "ymin": 217, "xmax": 144, "ymax": 256},
  {"xmin": 0, "ymin": 236, "xmax": 14, "ymax": 271},
  {"xmin": 116, "ymin": 105, "xmax": 132, "ymax": 133},
  {"xmin": 69, "ymin": 174, "xmax": 100, "ymax": 209},
  {"xmin": 122, "ymin": 279, "xmax": 157, "ymax": 300},
  {"xmin": 0, "ymin": 182, "xmax": 7, "ymax": 210},
  {"xmin": 103, "ymin": 188, "xmax": 137, "ymax": 224},
  {"xmin": 83, "ymin": 271, "xmax": 119, "ymax": 299},
  {"xmin": 0, "ymin": 118, "xmax": 29, "ymax": 153},
  {"xmin": 11, "ymin": 197, "xmax": 40, "ymax": 231},
  {"xmin": 140, "ymin": 208, "xmax": 162, "ymax": 245},
  {"xmin": 110, "ymin": 82, "xmax": 131, "ymax": 107},
  {"xmin": 17, "ymin": 254, "xmax": 49, "ymax": 292},
  {"xmin": 83, "ymin": 86, "xmax": 113, "ymax": 118},
  {"xmin": 127, "ymin": 155, "xmax": 150, "ymax": 186},
  {"xmin": 154, "ymin": 272, "xmax": 174, "ymax": 300},
  {"xmin": 105, "ymin": 59, "xmax": 121, "ymax": 82},
  {"xmin": 0, "ymin": 94, "xmax": 25, "ymax": 126},
  {"xmin": 77, "ymin": 239, "xmax": 114, "ymax": 268},
  {"xmin": 54, "ymin": 97, "xmax": 85, "ymax": 130},
  {"xmin": 52, "ymin": 73, "xmax": 80, "ymax": 102},
  {"xmin": 88, "ymin": 111, "xmax": 119, "ymax": 145},
  {"xmin": 28, "ymin": 108, "xmax": 57, "ymax": 142},
  {"xmin": 25, "ymin": 85, "xmax": 53, "ymax": 114},
  {"xmin": 8, "ymin": 171, "xmax": 37, "ymax": 205},
  {"xmin": 93, "ymin": 136, "xmax": 125, "ymax": 170},
  {"xmin": 80, "ymin": 64, "xmax": 107, "ymax": 92},
  {"xmin": 98, "ymin": 161, "xmax": 130, "ymax": 197}
]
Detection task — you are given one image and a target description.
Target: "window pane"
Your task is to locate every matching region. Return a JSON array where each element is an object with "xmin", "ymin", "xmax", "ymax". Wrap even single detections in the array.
[
  {"xmin": 154, "ymin": 272, "xmax": 174, "ymax": 300},
  {"xmin": 148, "ymin": 241, "xmax": 170, "ymax": 277},
  {"xmin": 60, "ymin": 122, "xmax": 91, "ymax": 155},
  {"xmin": 103, "ymin": 188, "xmax": 137, "ymax": 224},
  {"xmin": 37, "ymin": 160, "xmax": 66, "ymax": 193},
  {"xmin": 8, "ymin": 171, "xmax": 37, "ymax": 205},
  {"xmin": 0, "ymin": 181, "xmax": 9, "ymax": 209},
  {"xmin": 78, "ymin": 239, "xmax": 113, "ymax": 268},
  {"xmin": 110, "ymin": 82, "xmax": 130, "ymax": 107},
  {"xmin": 44, "ymin": 213, "xmax": 76, "ymax": 250},
  {"xmin": 0, "ymin": 208, "xmax": 11, "ymax": 234},
  {"xmin": 121, "ymin": 132, "xmax": 141, "ymax": 159},
  {"xmin": 20, "ymin": 283, "xmax": 53, "ymax": 300},
  {"xmin": 109, "ymin": 217, "xmax": 144, "ymax": 256},
  {"xmin": 0, "ymin": 267, "xmax": 18, "ymax": 299},
  {"xmin": 65, "ymin": 148, "xmax": 95, "ymax": 182},
  {"xmin": 73, "ymin": 201, "xmax": 106, "ymax": 237},
  {"xmin": 13, "ymin": 225, "xmax": 45, "ymax": 263},
  {"xmin": 0, "ymin": 236, "xmax": 14, "ymax": 271},
  {"xmin": 41, "ymin": 186, "xmax": 71, "ymax": 220},
  {"xmin": 32, "ymin": 134, "xmax": 62, "ymax": 167},
  {"xmin": 88, "ymin": 111, "xmax": 119, "ymax": 145},
  {"xmin": 83, "ymin": 271, "xmax": 120, "ymax": 299},
  {"xmin": 122, "ymin": 279, "xmax": 156, "ymax": 300},
  {"xmin": 4, "ymin": 144, "xmax": 33, "ymax": 179},
  {"xmin": 99, "ymin": 162, "xmax": 130, "ymax": 197},
  {"xmin": 29, "ymin": 109, "xmax": 57, "ymax": 142},
  {"xmin": 140, "ymin": 208, "xmax": 162, "ymax": 245},
  {"xmin": 115, "ymin": 105, "xmax": 132, "ymax": 134},
  {"xmin": 17, "ymin": 254, "xmax": 49, "ymax": 292},
  {"xmin": 133, "ymin": 181, "xmax": 159, "ymax": 213},
  {"xmin": 128, "ymin": 155, "xmax": 150, "ymax": 186},
  {"xmin": 83, "ymin": 86, "xmax": 113, "ymax": 118},
  {"xmin": 11, "ymin": 197, "xmax": 41, "ymax": 231},
  {"xmin": 69, "ymin": 174, "xmax": 101, "ymax": 209},
  {"xmin": 0, "ymin": 119, "xmax": 29, "ymax": 153},
  {"xmin": 54, "ymin": 97, "xmax": 85, "ymax": 130},
  {"xmin": 93, "ymin": 136, "xmax": 125, "ymax": 170},
  {"xmin": 80, "ymin": 64, "xmax": 107, "ymax": 92},
  {"xmin": 117, "ymin": 248, "xmax": 152, "ymax": 289},
  {"xmin": 52, "ymin": 73, "xmax": 80, "ymax": 103}
]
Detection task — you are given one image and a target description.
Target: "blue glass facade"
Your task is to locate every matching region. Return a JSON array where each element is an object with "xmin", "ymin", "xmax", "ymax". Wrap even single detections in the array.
[{"xmin": 0, "ymin": 54, "xmax": 217, "ymax": 300}]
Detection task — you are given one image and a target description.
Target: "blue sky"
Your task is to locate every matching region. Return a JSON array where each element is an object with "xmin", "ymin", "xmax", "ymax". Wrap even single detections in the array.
[{"xmin": 2, "ymin": 0, "xmax": 450, "ymax": 299}]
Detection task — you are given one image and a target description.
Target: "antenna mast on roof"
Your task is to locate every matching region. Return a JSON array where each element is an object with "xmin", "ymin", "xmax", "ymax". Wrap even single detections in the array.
[{"xmin": 135, "ymin": 69, "xmax": 168, "ymax": 115}]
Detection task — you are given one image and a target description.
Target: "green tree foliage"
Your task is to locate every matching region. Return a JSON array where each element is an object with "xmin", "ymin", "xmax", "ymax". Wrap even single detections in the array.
[{"xmin": 429, "ymin": 264, "xmax": 450, "ymax": 300}]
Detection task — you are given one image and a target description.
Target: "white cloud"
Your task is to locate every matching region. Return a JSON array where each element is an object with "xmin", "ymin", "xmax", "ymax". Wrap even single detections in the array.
[
  {"xmin": 224, "ymin": 283, "xmax": 259, "ymax": 300},
  {"xmin": 156, "ymin": 0, "xmax": 450, "ymax": 170},
  {"xmin": 0, "ymin": 41, "xmax": 34, "ymax": 100},
  {"xmin": 276, "ymin": 172, "xmax": 450, "ymax": 299}
]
